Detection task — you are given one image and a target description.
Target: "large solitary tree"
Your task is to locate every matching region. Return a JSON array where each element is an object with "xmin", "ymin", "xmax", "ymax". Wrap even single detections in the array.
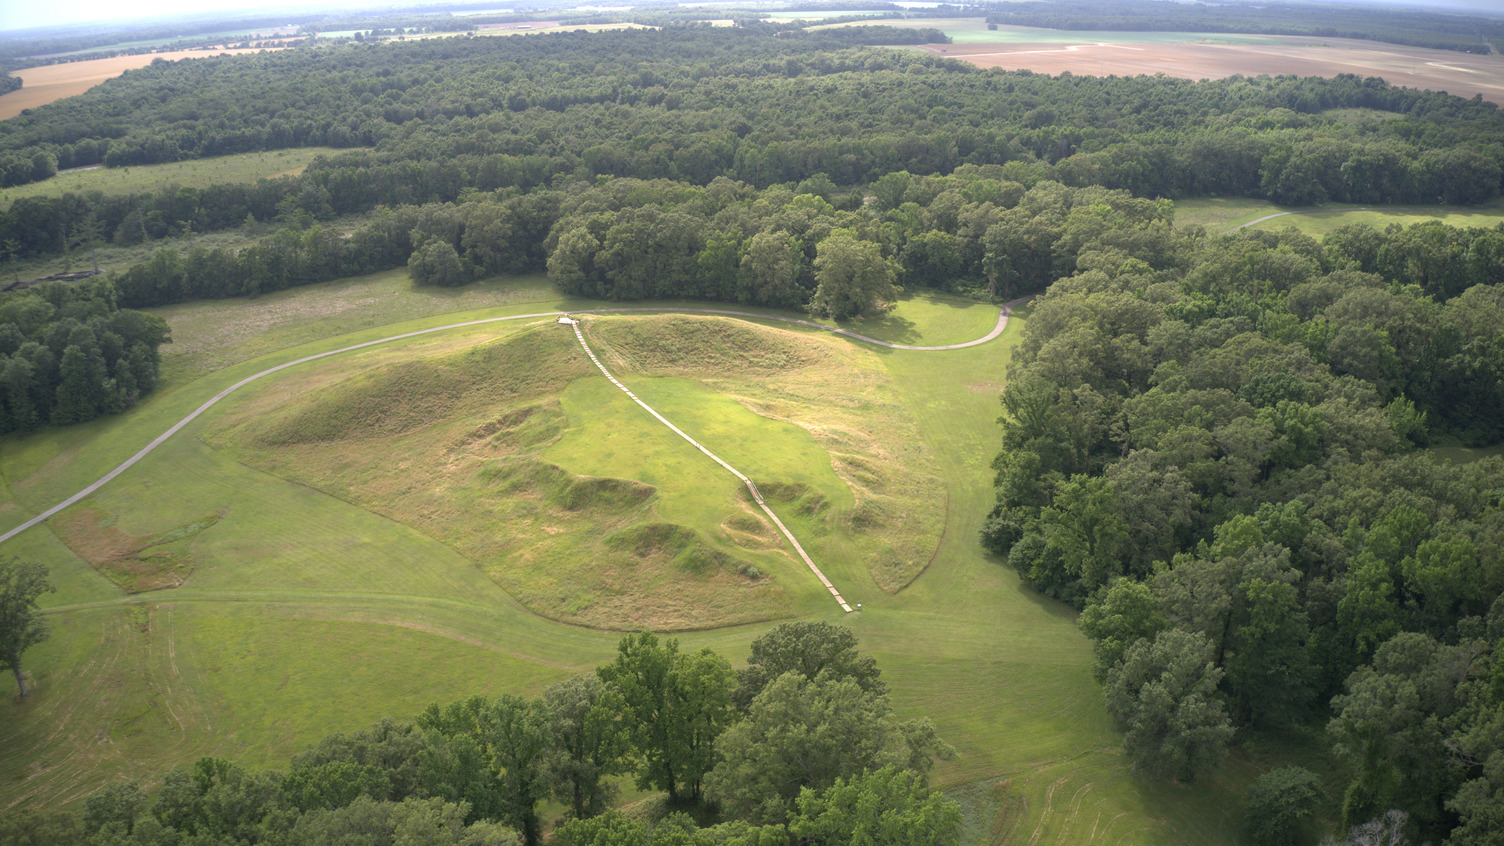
[
  {"xmin": 809, "ymin": 230, "xmax": 897, "ymax": 321},
  {"xmin": 0, "ymin": 559, "xmax": 53, "ymax": 698}
]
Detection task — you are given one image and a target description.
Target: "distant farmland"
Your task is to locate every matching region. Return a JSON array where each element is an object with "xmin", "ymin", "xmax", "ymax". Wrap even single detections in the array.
[
  {"xmin": 814, "ymin": 17, "xmax": 1504, "ymax": 104},
  {"xmin": 920, "ymin": 28, "xmax": 1504, "ymax": 104},
  {"xmin": 0, "ymin": 47, "xmax": 289, "ymax": 120}
]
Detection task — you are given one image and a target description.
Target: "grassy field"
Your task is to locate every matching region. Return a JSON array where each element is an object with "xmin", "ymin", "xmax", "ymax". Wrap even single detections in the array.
[
  {"xmin": 1, "ymin": 211, "xmax": 382, "ymax": 288},
  {"xmin": 1430, "ymin": 442, "xmax": 1504, "ymax": 464},
  {"xmin": 1172, "ymin": 196, "xmax": 1504, "ymax": 236},
  {"xmin": 1, "ymin": 269, "xmax": 1282, "ymax": 843},
  {"xmin": 1, "ymin": 148, "xmax": 345, "ymax": 207}
]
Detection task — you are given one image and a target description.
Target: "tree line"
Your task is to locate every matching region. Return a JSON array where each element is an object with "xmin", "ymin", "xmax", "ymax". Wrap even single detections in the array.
[
  {"xmin": 0, "ymin": 278, "xmax": 169, "ymax": 434},
  {"xmin": 979, "ymin": 190, "xmax": 1503, "ymax": 842},
  {"xmin": 0, "ymin": 622, "xmax": 960, "ymax": 846},
  {"xmin": 100, "ymin": 168, "xmax": 1504, "ymax": 353},
  {"xmin": 2, "ymin": 27, "xmax": 1502, "ymax": 202}
]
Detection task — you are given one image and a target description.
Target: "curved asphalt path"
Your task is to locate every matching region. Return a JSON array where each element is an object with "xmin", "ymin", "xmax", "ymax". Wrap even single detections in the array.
[
  {"xmin": 0, "ymin": 298, "xmax": 1030, "ymax": 546},
  {"xmin": 1234, "ymin": 205, "xmax": 1473, "ymax": 230}
]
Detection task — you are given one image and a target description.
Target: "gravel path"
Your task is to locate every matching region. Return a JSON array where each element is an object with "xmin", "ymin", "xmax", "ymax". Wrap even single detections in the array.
[{"xmin": 0, "ymin": 298, "xmax": 1029, "ymax": 547}]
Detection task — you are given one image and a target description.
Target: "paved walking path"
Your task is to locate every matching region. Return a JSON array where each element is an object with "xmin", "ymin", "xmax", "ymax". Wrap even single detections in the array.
[
  {"xmin": 568, "ymin": 320, "xmax": 854, "ymax": 612},
  {"xmin": 0, "ymin": 299, "xmax": 1029, "ymax": 549},
  {"xmin": 1234, "ymin": 205, "xmax": 1472, "ymax": 230}
]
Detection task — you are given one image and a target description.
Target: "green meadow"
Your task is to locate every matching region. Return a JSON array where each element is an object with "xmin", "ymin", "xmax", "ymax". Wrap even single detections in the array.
[
  {"xmin": 1172, "ymin": 196, "xmax": 1504, "ymax": 236},
  {"xmin": 1, "ymin": 272, "xmax": 1270, "ymax": 843},
  {"xmin": 0, "ymin": 148, "xmax": 345, "ymax": 207}
]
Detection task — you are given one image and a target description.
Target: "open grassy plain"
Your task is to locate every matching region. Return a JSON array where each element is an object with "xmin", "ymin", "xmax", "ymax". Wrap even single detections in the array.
[
  {"xmin": 821, "ymin": 16, "xmax": 1504, "ymax": 103},
  {"xmin": 0, "ymin": 48, "xmax": 292, "ymax": 120},
  {"xmin": 1, "ymin": 270, "xmax": 1285, "ymax": 843},
  {"xmin": 1, "ymin": 148, "xmax": 344, "ymax": 207}
]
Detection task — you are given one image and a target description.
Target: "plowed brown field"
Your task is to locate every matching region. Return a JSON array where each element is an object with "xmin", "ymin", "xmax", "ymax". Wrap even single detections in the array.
[
  {"xmin": 924, "ymin": 35, "xmax": 1504, "ymax": 104},
  {"xmin": 0, "ymin": 48, "xmax": 288, "ymax": 120}
]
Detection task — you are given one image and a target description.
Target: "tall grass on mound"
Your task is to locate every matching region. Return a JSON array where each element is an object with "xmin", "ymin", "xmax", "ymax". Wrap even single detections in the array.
[
  {"xmin": 592, "ymin": 315, "xmax": 828, "ymax": 374},
  {"xmin": 204, "ymin": 322, "xmax": 795, "ymax": 631},
  {"xmin": 243, "ymin": 327, "xmax": 589, "ymax": 446},
  {"xmin": 589, "ymin": 316, "xmax": 946, "ymax": 593}
]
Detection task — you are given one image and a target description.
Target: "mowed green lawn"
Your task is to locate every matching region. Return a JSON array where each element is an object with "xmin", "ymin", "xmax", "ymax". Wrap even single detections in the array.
[
  {"xmin": 1, "ymin": 273, "xmax": 1258, "ymax": 843},
  {"xmin": 1173, "ymin": 196, "xmax": 1504, "ymax": 236}
]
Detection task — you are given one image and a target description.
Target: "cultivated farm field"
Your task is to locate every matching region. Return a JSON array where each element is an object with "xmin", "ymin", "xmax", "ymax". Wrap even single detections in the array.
[
  {"xmin": 835, "ymin": 17, "xmax": 1504, "ymax": 104},
  {"xmin": 0, "ymin": 48, "xmax": 290, "ymax": 120},
  {"xmin": 0, "ymin": 271, "xmax": 1276, "ymax": 844}
]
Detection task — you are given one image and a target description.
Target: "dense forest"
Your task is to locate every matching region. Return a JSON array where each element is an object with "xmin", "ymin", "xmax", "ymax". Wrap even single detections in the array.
[
  {"xmin": 0, "ymin": 624, "xmax": 958, "ymax": 846},
  {"xmin": 982, "ymin": 0, "xmax": 1504, "ymax": 54},
  {"xmin": 3, "ymin": 27, "xmax": 1503, "ymax": 270},
  {"xmin": 3, "ymin": 27, "xmax": 1503, "ymax": 199},
  {"xmin": 981, "ymin": 194, "xmax": 1504, "ymax": 841},
  {"xmin": 0, "ymin": 279, "xmax": 169, "ymax": 434}
]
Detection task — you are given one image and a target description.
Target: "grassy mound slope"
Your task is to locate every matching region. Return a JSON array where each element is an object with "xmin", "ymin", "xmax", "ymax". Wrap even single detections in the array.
[
  {"xmin": 245, "ymin": 326, "xmax": 590, "ymax": 445},
  {"xmin": 588, "ymin": 315, "xmax": 945, "ymax": 592},
  {"xmin": 209, "ymin": 319, "xmax": 904, "ymax": 630},
  {"xmin": 1, "ymin": 281, "xmax": 1270, "ymax": 843}
]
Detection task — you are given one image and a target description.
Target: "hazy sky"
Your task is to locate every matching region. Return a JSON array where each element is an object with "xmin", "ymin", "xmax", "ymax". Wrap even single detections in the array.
[
  {"xmin": 0, "ymin": 0, "xmax": 380, "ymax": 33},
  {"xmin": 4, "ymin": 0, "xmax": 1501, "ymax": 35}
]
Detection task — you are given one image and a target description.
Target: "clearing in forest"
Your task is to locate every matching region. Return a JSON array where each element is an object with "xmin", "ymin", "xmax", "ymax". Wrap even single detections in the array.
[
  {"xmin": 0, "ymin": 279, "xmax": 1260, "ymax": 843},
  {"xmin": 194, "ymin": 314, "xmax": 944, "ymax": 629},
  {"xmin": 1173, "ymin": 197, "xmax": 1504, "ymax": 236},
  {"xmin": 0, "ymin": 148, "xmax": 347, "ymax": 207}
]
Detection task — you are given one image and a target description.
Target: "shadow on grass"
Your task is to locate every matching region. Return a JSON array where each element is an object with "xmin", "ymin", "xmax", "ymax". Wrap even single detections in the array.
[
  {"xmin": 833, "ymin": 291, "xmax": 999, "ymax": 347},
  {"xmin": 837, "ymin": 310, "xmax": 920, "ymax": 345}
]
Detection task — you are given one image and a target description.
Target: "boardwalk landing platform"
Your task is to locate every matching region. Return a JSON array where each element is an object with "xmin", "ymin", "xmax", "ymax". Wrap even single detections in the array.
[{"xmin": 568, "ymin": 319, "xmax": 854, "ymax": 613}]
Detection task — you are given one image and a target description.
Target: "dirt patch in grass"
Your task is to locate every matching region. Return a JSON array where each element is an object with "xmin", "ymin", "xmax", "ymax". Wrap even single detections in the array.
[{"xmin": 49, "ymin": 508, "xmax": 220, "ymax": 592}]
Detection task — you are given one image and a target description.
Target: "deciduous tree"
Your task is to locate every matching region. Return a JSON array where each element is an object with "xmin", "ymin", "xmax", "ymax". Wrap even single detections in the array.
[
  {"xmin": 1103, "ymin": 629, "xmax": 1234, "ymax": 782},
  {"xmin": 0, "ymin": 559, "xmax": 53, "ymax": 698}
]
